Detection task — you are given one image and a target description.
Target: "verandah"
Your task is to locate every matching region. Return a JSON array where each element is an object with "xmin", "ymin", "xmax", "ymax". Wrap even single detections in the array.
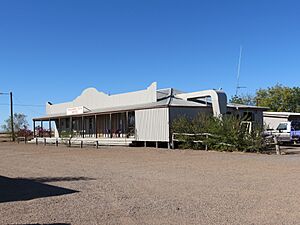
[{"xmin": 33, "ymin": 111, "xmax": 135, "ymax": 139}]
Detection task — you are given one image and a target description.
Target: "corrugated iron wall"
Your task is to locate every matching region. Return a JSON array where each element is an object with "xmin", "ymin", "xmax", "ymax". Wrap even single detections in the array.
[
  {"xmin": 135, "ymin": 108, "xmax": 169, "ymax": 142},
  {"xmin": 169, "ymin": 107, "xmax": 212, "ymax": 122}
]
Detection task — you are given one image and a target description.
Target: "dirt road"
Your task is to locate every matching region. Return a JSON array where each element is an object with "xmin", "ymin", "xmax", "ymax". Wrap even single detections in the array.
[{"xmin": 1, "ymin": 143, "xmax": 300, "ymax": 225}]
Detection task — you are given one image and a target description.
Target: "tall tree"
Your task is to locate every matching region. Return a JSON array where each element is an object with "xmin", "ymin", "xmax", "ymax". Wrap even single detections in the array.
[
  {"xmin": 256, "ymin": 84, "xmax": 300, "ymax": 112},
  {"xmin": 1, "ymin": 113, "xmax": 29, "ymax": 132}
]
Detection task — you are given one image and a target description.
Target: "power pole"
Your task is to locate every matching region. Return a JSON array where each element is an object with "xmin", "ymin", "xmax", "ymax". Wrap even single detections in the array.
[
  {"xmin": 0, "ymin": 91, "xmax": 15, "ymax": 141},
  {"xmin": 10, "ymin": 92, "xmax": 15, "ymax": 141}
]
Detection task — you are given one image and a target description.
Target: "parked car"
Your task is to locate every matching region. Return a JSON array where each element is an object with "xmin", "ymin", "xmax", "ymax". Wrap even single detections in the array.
[{"xmin": 266, "ymin": 121, "xmax": 300, "ymax": 143}]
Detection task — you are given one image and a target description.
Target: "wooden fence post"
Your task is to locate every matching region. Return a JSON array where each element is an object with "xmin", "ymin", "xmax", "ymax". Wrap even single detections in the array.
[
  {"xmin": 205, "ymin": 134, "xmax": 208, "ymax": 151},
  {"xmin": 274, "ymin": 135, "xmax": 281, "ymax": 155},
  {"xmin": 171, "ymin": 134, "xmax": 174, "ymax": 149}
]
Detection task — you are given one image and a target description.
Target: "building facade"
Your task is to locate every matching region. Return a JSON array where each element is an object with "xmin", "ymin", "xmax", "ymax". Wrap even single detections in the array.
[
  {"xmin": 263, "ymin": 112, "xmax": 300, "ymax": 130},
  {"xmin": 33, "ymin": 82, "xmax": 266, "ymax": 146}
]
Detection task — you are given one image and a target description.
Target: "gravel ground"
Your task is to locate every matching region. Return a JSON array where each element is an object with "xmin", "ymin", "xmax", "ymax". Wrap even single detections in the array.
[{"xmin": 1, "ymin": 143, "xmax": 300, "ymax": 225}]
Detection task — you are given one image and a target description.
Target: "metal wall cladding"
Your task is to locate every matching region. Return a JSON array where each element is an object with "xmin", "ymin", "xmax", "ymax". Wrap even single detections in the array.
[
  {"xmin": 264, "ymin": 116, "xmax": 288, "ymax": 130},
  {"xmin": 169, "ymin": 107, "xmax": 212, "ymax": 122},
  {"xmin": 135, "ymin": 108, "xmax": 169, "ymax": 142}
]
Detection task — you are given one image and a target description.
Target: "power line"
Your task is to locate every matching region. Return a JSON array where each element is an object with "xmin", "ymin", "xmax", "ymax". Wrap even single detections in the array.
[
  {"xmin": 0, "ymin": 93, "xmax": 45, "ymax": 107},
  {"xmin": 12, "ymin": 94, "xmax": 45, "ymax": 117},
  {"xmin": 0, "ymin": 103, "xmax": 44, "ymax": 107}
]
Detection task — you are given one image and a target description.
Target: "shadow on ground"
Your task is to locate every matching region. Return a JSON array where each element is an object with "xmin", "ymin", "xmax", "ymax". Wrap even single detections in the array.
[
  {"xmin": 0, "ymin": 176, "xmax": 83, "ymax": 203},
  {"xmin": 280, "ymin": 145, "xmax": 300, "ymax": 155},
  {"xmin": 262, "ymin": 145, "xmax": 300, "ymax": 155},
  {"xmin": 8, "ymin": 224, "xmax": 71, "ymax": 225},
  {"xmin": 21, "ymin": 176, "xmax": 95, "ymax": 183}
]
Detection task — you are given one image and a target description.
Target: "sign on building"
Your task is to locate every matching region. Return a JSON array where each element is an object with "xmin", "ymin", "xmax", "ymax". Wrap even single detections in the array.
[{"xmin": 66, "ymin": 106, "xmax": 84, "ymax": 115}]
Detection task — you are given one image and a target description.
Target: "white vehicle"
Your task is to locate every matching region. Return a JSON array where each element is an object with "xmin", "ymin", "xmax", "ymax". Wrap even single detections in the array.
[{"xmin": 267, "ymin": 121, "xmax": 300, "ymax": 143}]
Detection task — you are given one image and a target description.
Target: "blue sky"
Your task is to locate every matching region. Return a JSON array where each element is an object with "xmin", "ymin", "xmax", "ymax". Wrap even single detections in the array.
[{"xmin": 1, "ymin": 0, "xmax": 300, "ymax": 128}]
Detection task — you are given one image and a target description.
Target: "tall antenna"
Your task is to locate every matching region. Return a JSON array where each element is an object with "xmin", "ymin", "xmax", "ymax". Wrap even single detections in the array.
[{"xmin": 235, "ymin": 46, "xmax": 246, "ymax": 96}]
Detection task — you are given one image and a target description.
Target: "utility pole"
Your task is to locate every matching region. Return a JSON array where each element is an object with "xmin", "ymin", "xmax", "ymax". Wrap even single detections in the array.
[
  {"xmin": 10, "ymin": 92, "xmax": 15, "ymax": 141},
  {"xmin": 0, "ymin": 91, "xmax": 15, "ymax": 141}
]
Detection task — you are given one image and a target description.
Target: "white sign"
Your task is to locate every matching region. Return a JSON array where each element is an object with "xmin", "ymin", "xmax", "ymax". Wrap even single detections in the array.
[{"xmin": 66, "ymin": 106, "xmax": 84, "ymax": 115}]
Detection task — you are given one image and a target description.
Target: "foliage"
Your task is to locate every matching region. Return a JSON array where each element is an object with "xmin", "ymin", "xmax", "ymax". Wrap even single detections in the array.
[
  {"xmin": 60, "ymin": 130, "xmax": 72, "ymax": 138},
  {"xmin": 17, "ymin": 126, "xmax": 33, "ymax": 137},
  {"xmin": 35, "ymin": 126, "xmax": 51, "ymax": 137},
  {"xmin": 1, "ymin": 113, "xmax": 29, "ymax": 132},
  {"xmin": 256, "ymin": 84, "xmax": 300, "ymax": 112},
  {"xmin": 230, "ymin": 94, "xmax": 256, "ymax": 106},
  {"xmin": 230, "ymin": 84, "xmax": 300, "ymax": 113},
  {"xmin": 171, "ymin": 114, "xmax": 264, "ymax": 152}
]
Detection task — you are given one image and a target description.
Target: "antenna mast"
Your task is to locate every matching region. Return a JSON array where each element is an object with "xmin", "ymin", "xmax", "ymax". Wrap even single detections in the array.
[{"xmin": 235, "ymin": 46, "xmax": 244, "ymax": 96}]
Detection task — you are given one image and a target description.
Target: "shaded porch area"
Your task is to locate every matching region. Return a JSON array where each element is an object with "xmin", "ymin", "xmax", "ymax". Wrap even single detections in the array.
[{"xmin": 33, "ymin": 111, "xmax": 135, "ymax": 139}]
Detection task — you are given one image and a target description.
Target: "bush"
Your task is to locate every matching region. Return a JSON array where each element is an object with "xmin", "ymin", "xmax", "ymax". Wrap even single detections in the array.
[
  {"xmin": 171, "ymin": 114, "xmax": 265, "ymax": 152},
  {"xmin": 60, "ymin": 130, "xmax": 72, "ymax": 138},
  {"xmin": 17, "ymin": 126, "xmax": 33, "ymax": 138},
  {"xmin": 35, "ymin": 126, "xmax": 51, "ymax": 137}
]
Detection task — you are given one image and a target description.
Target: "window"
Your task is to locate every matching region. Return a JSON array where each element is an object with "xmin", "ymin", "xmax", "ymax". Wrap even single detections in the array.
[
  {"xmin": 89, "ymin": 118, "xmax": 93, "ymax": 130},
  {"xmin": 128, "ymin": 111, "xmax": 135, "ymax": 127},
  {"xmin": 292, "ymin": 121, "xmax": 300, "ymax": 130},
  {"xmin": 128, "ymin": 111, "xmax": 135, "ymax": 136},
  {"xmin": 277, "ymin": 123, "xmax": 287, "ymax": 131},
  {"xmin": 242, "ymin": 112, "xmax": 254, "ymax": 121},
  {"xmin": 66, "ymin": 118, "xmax": 70, "ymax": 129}
]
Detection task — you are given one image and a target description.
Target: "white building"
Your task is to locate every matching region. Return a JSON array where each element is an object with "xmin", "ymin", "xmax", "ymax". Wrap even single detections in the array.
[
  {"xmin": 33, "ymin": 82, "xmax": 266, "ymax": 147},
  {"xmin": 263, "ymin": 112, "xmax": 300, "ymax": 130}
]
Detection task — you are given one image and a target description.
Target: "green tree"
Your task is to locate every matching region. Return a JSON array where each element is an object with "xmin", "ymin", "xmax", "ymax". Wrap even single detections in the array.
[
  {"xmin": 230, "ymin": 94, "xmax": 256, "ymax": 105},
  {"xmin": 290, "ymin": 87, "xmax": 300, "ymax": 112},
  {"xmin": 256, "ymin": 84, "xmax": 300, "ymax": 112},
  {"xmin": 1, "ymin": 113, "xmax": 29, "ymax": 132}
]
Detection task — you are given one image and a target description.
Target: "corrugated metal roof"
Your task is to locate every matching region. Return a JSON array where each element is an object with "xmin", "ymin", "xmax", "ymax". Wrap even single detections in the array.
[
  {"xmin": 33, "ymin": 97, "xmax": 207, "ymax": 120},
  {"xmin": 227, "ymin": 103, "xmax": 268, "ymax": 110},
  {"xmin": 33, "ymin": 89, "xmax": 267, "ymax": 120},
  {"xmin": 263, "ymin": 111, "xmax": 300, "ymax": 118}
]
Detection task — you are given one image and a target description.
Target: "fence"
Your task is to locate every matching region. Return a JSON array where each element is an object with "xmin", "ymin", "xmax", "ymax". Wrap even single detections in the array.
[
  {"xmin": 31, "ymin": 138, "xmax": 101, "ymax": 149},
  {"xmin": 172, "ymin": 132, "xmax": 235, "ymax": 151},
  {"xmin": 172, "ymin": 132, "xmax": 281, "ymax": 154},
  {"xmin": 0, "ymin": 132, "xmax": 12, "ymax": 142}
]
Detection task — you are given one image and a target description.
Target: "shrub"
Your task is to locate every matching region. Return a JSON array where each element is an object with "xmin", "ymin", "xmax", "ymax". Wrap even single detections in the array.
[
  {"xmin": 35, "ymin": 126, "xmax": 51, "ymax": 137},
  {"xmin": 171, "ymin": 114, "xmax": 264, "ymax": 152},
  {"xmin": 60, "ymin": 130, "xmax": 72, "ymax": 138},
  {"xmin": 16, "ymin": 126, "xmax": 33, "ymax": 138}
]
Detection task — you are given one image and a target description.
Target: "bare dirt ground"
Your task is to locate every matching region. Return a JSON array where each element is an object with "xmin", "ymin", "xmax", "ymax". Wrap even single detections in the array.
[{"xmin": 1, "ymin": 143, "xmax": 300, "ymax": 225}]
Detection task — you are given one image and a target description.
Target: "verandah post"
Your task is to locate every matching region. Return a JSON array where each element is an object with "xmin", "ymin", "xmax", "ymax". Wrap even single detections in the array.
[
  {"xmin": 41, "ymin": 121, "xmax": 43, "ymax": 137},
  {"xmin": 58, "ymin": 118, "xmax": 61, "ymax": 137},
  {"xmin": 49, "ymin": 119, "xmax": 52, "ymax": 138},
  {"xmin": 126, "ymin": 111, "xmax": 128, "ymax": 137},
  {"xmin": 109, "ymin": 113, "xmax": 112, "ymax": 138},
  {"xmin": 70, "ymin": 116, "xmax": 73, "ymax": 138},
  {"xmin": 95, "ymin": 115, "xmax": 97, "ymax": 138},
  {"xmin": 33, "ymin": 120, "xmax": 36, "ymax": 138},
  {"xmin": 82, "ymin": 116, "xmax": 85, "ymax": 138}
]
